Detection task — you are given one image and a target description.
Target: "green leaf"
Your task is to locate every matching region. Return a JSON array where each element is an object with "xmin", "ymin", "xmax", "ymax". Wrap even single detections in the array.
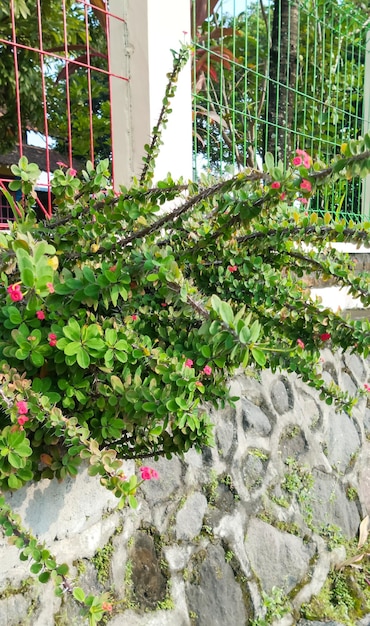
[
  {"xmin": 63, "ymin": 319, "xmax": 81, "ymax": 342},
  {"xmin": 8, "ymin": 451, "xmax": 23, "ymax": 468},
  {"xmin": 64, "ymin": 341, "xmax": 81, "ymax": 356},
  {"xmin": 31, "ymin": 352, "xmax": 44, "ymax": 367},
  {"xmin": 142, "ymin": 402, "xmax": 157, "ymax": 412},
  {"xmin": 110, "ymin": 375, "xmax": 124, "ymax": 394},
  {"xmin": 219, "ymin": 301, "xmax": 234, "ymax": 327},
  {"xmin": 73, "ymin": 587, "xmax": 86, "ymax": 603},
  {"xmin": 38, "ymin": 571, "xmax": 51, "ymax": 583},
  {"xmin": 84, "ymin": 284, "xmax": 100, "ymax": 298},
  {"xmin": 105, "ymin": 328, "xmax": 117, "ymax": 345},
  {"xmin": 8, "ymin": 474, "xmax": 22, "ymax": 489},
  {"xmin": 251, "ymin": 347, "xmax": 267, "ymax": 367},
  {"xmin": 56, "ymin": 563, "xmax": 69, "ymax": 576},
  {"xmin": 8, "ymin": 306, "xmax": 22, "ymax": 324},
  {"xmin": 76, "ymin": 347, "xmax": 90, "ymax": 369},
  {"xmin": 239, "ymin": 325, "xmax": 251, "ymax": 344},
  {"xmin": 30, "ymin": 562, "xmax": 43, "ymax": 574},
  {"xmin": 147, "ymin": 273, "xmax": 159, "ymax": 282},
  {"xmin": 249, "ymin": 320, "xmax": 261, "ymax": 343},
  {"xmin": 82, "ymin": 266, "xmax": 96, "ymax": 282}
]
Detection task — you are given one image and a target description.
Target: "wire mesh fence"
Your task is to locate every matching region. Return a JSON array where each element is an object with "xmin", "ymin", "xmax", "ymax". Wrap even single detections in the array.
[
  {"xmin": 192, "ymin": 0, "xmax": 370, "ymax": 221},
  {"xmin": 0, "ymin": 0, "xmax": 127, "ymax": 224}
]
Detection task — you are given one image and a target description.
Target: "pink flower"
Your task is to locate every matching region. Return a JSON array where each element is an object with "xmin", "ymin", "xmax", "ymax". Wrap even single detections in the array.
[
  {"xmin": 279, "ymin": 192, "xmax": 287, "ymax": 201},
  {"xmin": 296, "ymin": 149, "xmax": 311, "ymax": 168},
  {"xmin": 300, "ymin": 179, "xmax": 312, "ymax": 192},
  {"xmin": 320, "ymin": 333, "xmax": 331, "ymax": 341},
  {"xmin": 185, "ymin": 358, "xmax": 193, "ymax": 368},
  {"xmin": 296, "ymin": 338, "xmax": 305, "ymax": 349},
  {"xmin": 195, "ymin": 381, "xmax": 203, "ymax": 387},
  {"xmin": 7, "ymin": 284, "xmax": 23, "ymax": 302},
  {"xmin": 292, "ymin": 156, "xmax": 303, "ymax": 166},
  {"xmin": 364, "ymin": 383, "xmax": 370, "ymax": 392},
  {"xmin": 131, "ymin": 314, "xmax": 138, "ymax": 321},
  {"xmin": 228, "ymin": 265, "xmax": 238, "ymax": 273},
  {"xmin": 17, "ymin": 415, "xmax": 29, "ymax": 427},
  {"xmin": 102, "ymin": 602, "xmax": 113, "ymax": 612},
  {"xmin": 46, "ymin": 282, "xmax": 55, "ymax": 294},
  {"xmin": 140, "ymin": 466, "xmax": 159, "ymax": 480},
  {"xmin": 16, "ymin": 400, "xmax": 28, "ymax": 414},
  {"xmin": 161, "ymin": 302, "xmax": 167, "ymax": 307},
  {"xmin": 56, "ymin": 161, "xmax": 68, "ymax": 168},
  {"xmin": 48, "ymin": 333, "xmax": 57, "ymax": 347},
  {"xmin": 68, "ymin": 168, "xmax": 77, "ymax": 177},
  {"xmin": 203, "ymin": 365, "xmax": 212, "ymax": 375},
  {"xmin": 109, "ymin": 265, "xmax": 117, "ymax": 272},
  {"xmin": 271, "ymin": 181, "xmax": 281, "ymax": 189},
  {"xmin": 297, "ymin": 197, "xmax": 308, "ymax": 205},
  {"xmin": 36, "ymin": 310, "xmax": 45, "ymax": 320}
]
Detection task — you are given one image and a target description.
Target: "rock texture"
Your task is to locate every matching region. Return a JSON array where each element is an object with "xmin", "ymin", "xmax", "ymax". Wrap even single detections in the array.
[{"xmin": 0, "ymin": 350, "xmax": 370, "ymax": 625}]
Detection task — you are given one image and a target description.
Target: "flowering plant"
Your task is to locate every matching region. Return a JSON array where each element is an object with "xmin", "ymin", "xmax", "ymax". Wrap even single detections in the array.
[{"xmin": 0, "ymin": 47, "xmax": 369, "ymax": 622}]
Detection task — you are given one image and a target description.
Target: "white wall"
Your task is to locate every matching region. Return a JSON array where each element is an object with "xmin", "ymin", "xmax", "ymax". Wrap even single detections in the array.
[{"xmin": 109, "ymin": 0, "xmax": 192, "ymax": 188}]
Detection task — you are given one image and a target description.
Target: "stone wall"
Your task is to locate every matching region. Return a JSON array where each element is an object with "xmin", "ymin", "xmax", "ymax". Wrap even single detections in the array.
[{"xmin": 1, "ymin": 349, "xmax": 370, "ymax": 625}]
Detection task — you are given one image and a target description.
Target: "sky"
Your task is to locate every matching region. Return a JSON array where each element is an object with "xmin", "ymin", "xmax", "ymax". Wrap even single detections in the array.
[{"xmin": 216, "ymin": 0, "xmax": 247, "ymax": 15}]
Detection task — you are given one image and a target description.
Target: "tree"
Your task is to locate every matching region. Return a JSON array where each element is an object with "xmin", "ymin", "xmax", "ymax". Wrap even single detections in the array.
[
  {"xmin": 0, "ymin": 0, "xmax": 109, "ymax": 160},
  {"xmin": 0, "ymin": 43, "xmax": 369, "ymax": 624},
  {"xmin": 193, "ymin": 0, "xmax": 368, "ymax": 173}
]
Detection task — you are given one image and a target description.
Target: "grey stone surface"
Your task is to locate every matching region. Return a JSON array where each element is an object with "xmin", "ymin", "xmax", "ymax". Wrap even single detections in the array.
[
  {"xmin": 241, "ymin": 397, "xmax": 272, "ymax": 436},
  {"xmin": 311, "ymin": 470, "xmax": 361, "ymax": 538},
  {"xmin": 297, "ymin": 619, "xmax": 346, "ymax": 626},
  {"xmin": 270, "ymin": 378, "xmax": 294, "ymax": 414},
  {"xmin": 343, "ymin": 352, "xmax": 367, "ymax": 382},
  {"xmin": 244, "ymin": 519, "xmax": 315, "ymax": 593},
  {"xmin": 176, "ymin": 492, "xmax": 207, "ymax": 540},
  {"xmin": 1, "ymin": 350, "xmax": 369, "ymax": 625},
  {"xmin": 186, "ymin": 544, "xmax": 248, "ymax": 626},
  {"xmin": 341, "ymin": 371, "xmax": 358, "ymax": 395},
  {"xmin": 325, "ymin": 411, "xmax": 361, "ymax": 472},
  {"xmin": 0, "ymin": 593, "xmax": 30, "ymax": 626}
]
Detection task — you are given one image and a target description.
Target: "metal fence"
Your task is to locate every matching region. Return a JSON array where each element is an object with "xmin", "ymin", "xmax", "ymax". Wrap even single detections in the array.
[
  {"xmin": 192, "ymin": 0, "xmax": 370, "ymax": 220},
  {"xmin": 0, "ymin": 0, "xmax": 127, "ymax": 224}
]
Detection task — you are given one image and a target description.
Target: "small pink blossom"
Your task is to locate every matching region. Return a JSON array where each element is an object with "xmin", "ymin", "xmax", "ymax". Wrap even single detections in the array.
[
  {"xmin": 131, "ymin": 314, "xmax": 138, "ymax": 321},
  {"xmin": 16, "ymin": 400, "xmax": 28, "ymax": 414},
  {"xmin": 279, "ymin": 193, "xmax": 287, "ymax": 201},
  {"xmin": 36, "ymin": 310, "xmax": 45, "ymax": 320},
  {"xmin": 109, "ymin": 265, "xmax": 117, "ymax": 272},
  {"xmin": 102, "ymin": 602, "xmax": 113, "ymax": 612},
  {"xmin": 46, "ymin": 282, "xmax": 55, "ymax": 294},
  {"xmin": 185, "ymin": 358, "xmax": 193, "ymax": 368},
  {"xmin": 296, "ymin": 149, "xmax": 312, "ymax": 168},
  {"xmin": 161, "ymin": 302, "xmax": 167, "ymax": 307},
  {"xmin": 292, "ymin": 156, "xmax": 303, "ymax": 166},
  {"xmin": 203, "ymin": 365, "xmax": 212, "ymax": 375},
  {"xmin": 297, "ymin": 197, "xmax": 308, "ymax": 205},
  {"xmin": 56, "ymin": 161, "xmax": 68, "ymax": 168},
  {"xmin": 17, "ymin": 415, "xmax": 29, "ymax": 427},
  {"xmin": 320, "ymin": 333, "xmax": 331, "ymax": 341},
  {"xmin": 140, "ymin": 466, "xmax": 159, "ymax": 480},
  {"xmin": 300, "ymin": 179, "xmax": 312, "ymax": 192},
  {"xmin": 7, "ymin": 284, "xmax": 23, "ymax": 302},
  {"xmin": 195, "ymin": 381, "xmax": 203, "ymax": 387},
  {"xmin": 296, "ymin": 338, "xmax": 305, "ymax": 349},
  {"xmin": 48, "ymin": 333, "xmax": 57, "ymax": 347},
  {"xmin": 68, "ymin": 168, "xmax": 77, "ymax": 177},
  {"xmin": 364, "ymin": 383, "xmax": 370, "ymax": 392},
  {"xmin": 228, "ymin": 265, "xmax": 238, "ymax": 273},
  {"xmin": 271, "ymin": 181, "xmax": 281, "ymax": 189}
]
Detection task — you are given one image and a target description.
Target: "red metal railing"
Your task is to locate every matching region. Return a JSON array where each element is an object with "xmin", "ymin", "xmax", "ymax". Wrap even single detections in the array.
[{"xmin": 0, "ymin": 0, "xmax": 128, "ymax": 223}]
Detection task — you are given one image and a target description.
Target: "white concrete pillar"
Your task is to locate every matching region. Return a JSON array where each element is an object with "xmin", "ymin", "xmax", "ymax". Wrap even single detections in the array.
[{"xmin": 108, "ymin": 0, "xmax": 192, "ymax": 188}]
